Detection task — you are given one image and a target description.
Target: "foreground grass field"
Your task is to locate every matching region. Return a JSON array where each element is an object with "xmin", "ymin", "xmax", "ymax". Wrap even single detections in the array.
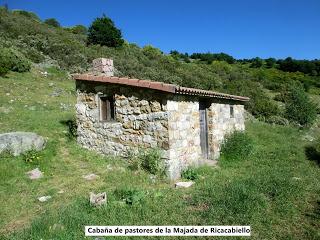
[{"xmin": 0, "ymin": 69, "xmax": 319, "ymax": 239}]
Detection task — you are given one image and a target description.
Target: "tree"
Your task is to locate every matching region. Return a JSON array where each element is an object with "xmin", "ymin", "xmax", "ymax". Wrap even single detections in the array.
[
  {"xmin": 284, "ymin": 85, "xmax": 317, "ymax": 126},
  {"xmin": 250, "ymin": 57, "xmax": 263, "ymax": 68},
  {"xmin": 265, "ymin": 58, "xmax": 276, "ymax": 68},
  {"xmin": 87, "ymin": 15, "xmax": 124, "ymax": 47},
  {"xmin": 44, "ymin": 18, "xmax": 61, "ymax": 27}
]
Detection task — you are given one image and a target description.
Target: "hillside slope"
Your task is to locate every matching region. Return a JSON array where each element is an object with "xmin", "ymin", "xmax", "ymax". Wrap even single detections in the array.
[
  {"xmin": 0, "ymin": 8, "xmax": 320, "ymax": 239},
  {"xmin": 0, "ymin": 7, "xmax": 319, "ymax": 123},
  {"xmin": 0, "ymin": 69, "xmax": 319, "ymax": 239}
]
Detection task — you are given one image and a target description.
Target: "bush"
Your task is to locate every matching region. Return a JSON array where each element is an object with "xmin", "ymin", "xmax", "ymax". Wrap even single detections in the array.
[
  {"xmin": 181, "ymin": 167, "xmax": 200, "ymax": 180},
  {"xmin": 70, "ymin": 25, "xmax": 87, "ymax": 35},
  {"xmin": 0, "ymin": 48, "xmax": 31, "ymax": 75},
  {"xmin": 128, "ymin": 148, "xmax": 165, "ymax": 176},
  {"xmin": 305, "ymin": 138, "xmax": 320, "ymax": 165},
  {"xmin": 221, "ymin": 131, "xmax": 254, "ymax": 161},
  {"xmin": 23, "ymin": 149, "xmax": 42, "ymax": 163},
  {"xmin": 284, "ymin": 86, "xmax": 317, "ymax": 126},
  {"xmin": 266, "ymin": 115, "xmax": 289, "ymax": 126},
  {"xmin": 44, "ymin": 18, "xmax": 61, "ymax": 27},
  {"xmin": 87, "ymin": 15, "xmax": 124, "ymax": 47},
  {"xmin": 12, "ymin": 10, "xmax": 40, "ymax": 21},
  {"xmin": 114, "ymin": 188, "xmax": 146, "ymax": 205}
]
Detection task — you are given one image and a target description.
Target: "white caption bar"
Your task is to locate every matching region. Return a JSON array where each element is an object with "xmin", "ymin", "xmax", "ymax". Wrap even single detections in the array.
[{"xmin": 85, "ymin": 226, "xmax": 251, "ymax": 236}]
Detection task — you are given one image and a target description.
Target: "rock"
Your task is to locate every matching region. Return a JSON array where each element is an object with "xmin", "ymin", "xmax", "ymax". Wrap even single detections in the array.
[
  {"xmin": 26, "ymin": 168, "xmax": 43, "ymax": 180},
  {"xmin": 0, "ymin": 132, "xmax": 46, "ymax": 156},
  {"xmin": 175, "ymin": 181, "xmax": 194, "ymax": 188},
  {"xmin": 40, "ymin": 71, "xmax": 48, "ymax": 77},
  {"xmin": 292, "ymin": 177, "xmax": 302, "ymax": 180},
  {"xmin": 106, "ymin": 164, "xmax": 113, "ymax": 170},
  {"xmin": 38, "ymin": 195, "xmax": 51, "ymax": 202},
  {"xmin": 83, "ymin": 173, "xmax": 99, "ymax": 181},
  {"xmin": 302, "ymin": 135, "xmax": 314, "ymax": 142},
  {"xmin": 149, "ymin": 175, "xmax": 157, "ymax": 183},
  {"xmin": 50, "ymin": 88, "xmax": 63, "ymax": 97},
  {"xmin": 90, "ymin": 192, "xmax": 107, "ymax": 207},
  {"xmin": 0, "ymin": 106, "xmax": 11, "ymax": 114}
]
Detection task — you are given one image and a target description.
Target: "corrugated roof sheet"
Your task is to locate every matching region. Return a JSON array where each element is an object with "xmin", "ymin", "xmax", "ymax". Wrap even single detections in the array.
[{"xmin": 73, "ymin": 74, "xmax": 249, "ymax": 102}]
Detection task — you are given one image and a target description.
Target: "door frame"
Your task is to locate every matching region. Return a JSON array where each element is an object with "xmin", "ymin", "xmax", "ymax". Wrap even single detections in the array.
[{"xmin": 199, "ymin": 100, "xmax": 210, "ymax": 159}]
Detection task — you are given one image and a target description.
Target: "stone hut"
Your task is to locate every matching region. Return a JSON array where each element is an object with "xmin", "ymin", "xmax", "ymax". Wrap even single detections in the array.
[{"xmin": 73, "ymin": 58, "xmax": 249, "ymax": 179}]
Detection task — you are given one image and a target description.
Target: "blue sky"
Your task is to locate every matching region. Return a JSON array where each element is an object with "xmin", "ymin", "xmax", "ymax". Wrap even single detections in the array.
[{"xmin": 6, "ymin": 0, "xmax": 320, "ymax": 60}]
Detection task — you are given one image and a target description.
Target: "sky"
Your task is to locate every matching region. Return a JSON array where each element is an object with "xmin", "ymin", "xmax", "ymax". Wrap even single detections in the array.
[{"xmin": 5, "ymin": 0, "xmax": 320, "ymax": 60}]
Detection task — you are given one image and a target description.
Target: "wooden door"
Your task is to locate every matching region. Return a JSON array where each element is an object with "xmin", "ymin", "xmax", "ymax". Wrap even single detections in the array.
[{"xmin": 199, "ymin": 101, "xmax": 209, "ymax": 159}]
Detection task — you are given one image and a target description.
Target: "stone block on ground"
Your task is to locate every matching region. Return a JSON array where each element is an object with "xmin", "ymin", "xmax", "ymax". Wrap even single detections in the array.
[
  {"xmin": 26, "ymin": 168, "xmax": 43, "ymax": 180},
  {"xmin": 90, "ymin": 192, "xmax": 107, "ymax": 207},
  {"xmin": 175, "ymin": 181, "xmax": 194, "ymax": 188},
  {"xmin": 83, "ymin": 173, "xmax": 99, "ymax": 181},
  {"xmin": 38, "ymin": 196, "xmax": 51, "ymax": 202}
]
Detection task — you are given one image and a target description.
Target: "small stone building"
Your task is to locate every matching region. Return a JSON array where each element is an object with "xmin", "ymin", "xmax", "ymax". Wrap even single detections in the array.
[{"xmin": 73, "ymin": 59, "xmax": 249, "ymax": 179}]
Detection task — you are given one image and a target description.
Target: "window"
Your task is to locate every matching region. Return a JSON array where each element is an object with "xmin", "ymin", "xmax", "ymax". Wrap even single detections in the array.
[
  {"xmin": 99, "ymin": 96, "xmax": 115, "ymax": 121},
  {"xmin": 230, "ymin": 105, "xmax": 234, "ymax": 118}
]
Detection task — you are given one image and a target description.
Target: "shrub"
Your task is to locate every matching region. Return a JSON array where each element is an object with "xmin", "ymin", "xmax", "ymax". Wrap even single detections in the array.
[
  {"xmin": 284, "ymin": 86, "xmax": 317, "ymax": 126},
  {"xmin": 12, "ymin": 10, "xmax": 40, "ymax": 21},
  {"xmin": 128, "ymin": 148, "xmax": 166, "ymax": 176},
  {"xmin": 114, "ymin": 188, "xmax": 146, "ymax": 205},
  {"xmin": 140, "ymin": 148, "xmax": 165, "ymax": 175},
  {"xmin": 87, "ymin": 15, "xmax": 124, "ymax": 47},
  {"xmin": 44, "ymin": 18, "xmax": 61, "ymax": 27},
  {"xmin": 66, "ymin": 118, "xmax": 77, "ymax": 139},
  {"xmin": 181, "ymin": 167, "xmax": 200, "ymax": 180},
  {"xmin": 305, "ymin": 138, "xmax": 320, "ymax": 165},
  {"xmin": 23, "ymin": 149, "xmax": 42, "ymax": 163},
  {"xmin": 70, "ymin": 25, "xmax": 87, "ymax": 35},
  {"xmin": 0, "ymin": 48, "xmax": 31, "ymax": 75},
  {"xmin": 266, "ymin": 115, "xmax": 289, "ymax": 126},
  {"xmin": 220, "ymin": 131, "xmax": 254, "ymax": 161},
  {"xmin": 0, "ymin": 64, "xmax": 9, "ymax": 76},
  {"xmin": 142, "ymin": 45, "xmax": 163, "ymax": 60}
]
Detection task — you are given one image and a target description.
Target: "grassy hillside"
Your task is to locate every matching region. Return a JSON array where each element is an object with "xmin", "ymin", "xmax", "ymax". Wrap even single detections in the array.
[
  {"xmin": 0, "ymin": 7, "xmax": 319, "ymax": 123},
  {"xmin": 0, "ymin": 7, "xmax": 320, "ymax": 239},
  {"xmin": 0, "ymin": 69, "xmax": 319, "ymax": 239}
]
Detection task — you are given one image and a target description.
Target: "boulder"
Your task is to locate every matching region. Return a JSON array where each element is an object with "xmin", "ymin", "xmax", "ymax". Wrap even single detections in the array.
[{"xmin": 0, "ymin": 132, "xmax": 46, "ymax": 156}]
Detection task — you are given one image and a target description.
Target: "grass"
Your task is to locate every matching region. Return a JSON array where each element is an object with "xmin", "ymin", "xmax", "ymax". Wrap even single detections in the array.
[{"xmin": 0, "ymin": 69, "xmax": 320, "ymax": 239}]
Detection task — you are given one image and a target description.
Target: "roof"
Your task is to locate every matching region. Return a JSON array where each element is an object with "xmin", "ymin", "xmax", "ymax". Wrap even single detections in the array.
[{"xmin": 73, "ymin": 74, "xmax": 249, "ymax": 102}]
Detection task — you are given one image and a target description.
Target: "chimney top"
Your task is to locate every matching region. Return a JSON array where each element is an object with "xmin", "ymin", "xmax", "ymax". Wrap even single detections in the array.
[{"xmin": 92, "ymin": 58, "xmax": 114, "ymax": 76}]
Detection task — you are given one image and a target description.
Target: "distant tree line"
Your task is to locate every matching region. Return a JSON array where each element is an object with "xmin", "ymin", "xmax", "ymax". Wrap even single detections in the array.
[{"xmin": 170, "ymin": 51, "xmax": 320, "ymax": 76}]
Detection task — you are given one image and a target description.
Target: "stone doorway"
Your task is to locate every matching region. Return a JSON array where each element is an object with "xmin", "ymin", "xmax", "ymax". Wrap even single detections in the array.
[{"xmin": 199, "ymin": 100, "xmax": 209, "ymax": 159}]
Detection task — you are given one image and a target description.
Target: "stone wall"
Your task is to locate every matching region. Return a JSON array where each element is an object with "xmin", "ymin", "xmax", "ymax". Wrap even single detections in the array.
[
  {"xmin": 75, "ymin": 81, "xmax": 169, "ymax": 158},
  {"xmin": 75, "ymin": 80, "xmax": 246, "ymax": 179},
  {"xmin": 166, "ymin": 97, "xmax": 202, "ymax": 179},
  {"xmin": 207, "ymin": 103, "xmax": 245, "ymax": 159}
]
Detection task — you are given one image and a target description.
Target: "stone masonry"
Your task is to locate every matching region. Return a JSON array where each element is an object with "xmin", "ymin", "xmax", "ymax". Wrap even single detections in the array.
[
  {"xmin": 76, "ymin": 81, "xmax": 169, "ymax": 157},
  {"xmin": 207, "ymin": 103, "xmax": 245, "ymax": 160},
  {"xmin": 74, "ymin": 58, "xmax": 247, "ymax": 180},
  {"xmin": 76, "ymin": 81, "xmax": 245, "ymax": 179}
]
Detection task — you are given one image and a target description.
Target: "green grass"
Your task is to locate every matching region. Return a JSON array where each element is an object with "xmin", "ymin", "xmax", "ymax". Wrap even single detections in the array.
[{"xmin": 0, "ymin": 69, "xmax": 320, "ymax": 239}]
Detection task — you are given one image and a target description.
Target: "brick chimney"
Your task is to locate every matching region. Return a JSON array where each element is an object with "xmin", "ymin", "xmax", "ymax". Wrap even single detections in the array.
[{"xmin": 92, "ymin": 58, "xmax": 114, "ymax": 76}]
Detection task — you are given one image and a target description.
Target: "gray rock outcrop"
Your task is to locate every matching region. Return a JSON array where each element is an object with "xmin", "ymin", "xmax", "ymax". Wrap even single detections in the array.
[{"xmin": 0, "ymin": 132, "xmax": 46, "ymax": 156}]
